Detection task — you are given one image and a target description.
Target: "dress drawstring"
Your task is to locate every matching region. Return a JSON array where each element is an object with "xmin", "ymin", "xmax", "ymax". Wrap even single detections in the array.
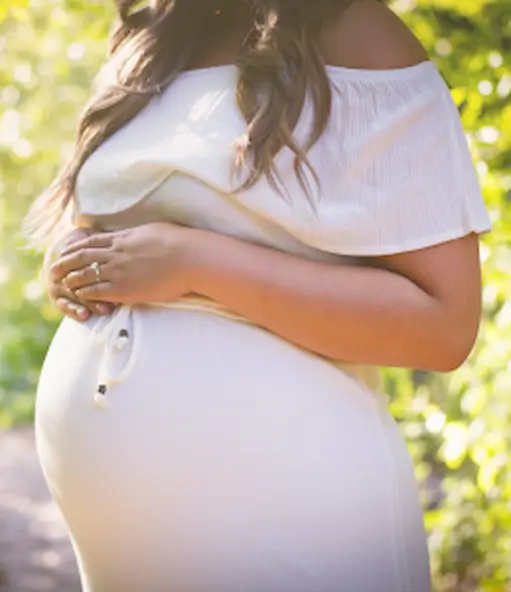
[
  {"xmin": 89, "ymin": 297, "xmax": 247, "ymax": 409},
  {"xmin": 91, "ymin": 306, "xmax": 142, "ymax": 408}
]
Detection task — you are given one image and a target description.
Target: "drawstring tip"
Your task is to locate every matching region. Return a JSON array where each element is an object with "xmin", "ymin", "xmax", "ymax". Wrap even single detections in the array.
[
  {"xmin": 115, "ymin": 329, "xmax": 130, "ymax": 351},
  {"xmin": 94, "ymin": 384, "xmax": 109, "ymax": 408}
]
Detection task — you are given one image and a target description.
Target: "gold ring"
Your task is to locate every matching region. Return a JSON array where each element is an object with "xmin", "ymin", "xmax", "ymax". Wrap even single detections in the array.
[{"xmin": 90, "ymin": 261, "xmax": 101, "ymax": 283}]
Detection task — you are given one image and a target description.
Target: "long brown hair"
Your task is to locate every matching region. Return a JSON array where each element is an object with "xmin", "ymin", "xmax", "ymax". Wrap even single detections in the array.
[{"xmin": 25, "ymin": 0, "xmax": 354, "ymax": 246}]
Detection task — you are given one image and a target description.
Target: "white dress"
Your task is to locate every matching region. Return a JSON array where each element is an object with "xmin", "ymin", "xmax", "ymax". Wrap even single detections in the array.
[{"xmin": 35, "ymin": 61, "xmax": 491, "ymax": 592}]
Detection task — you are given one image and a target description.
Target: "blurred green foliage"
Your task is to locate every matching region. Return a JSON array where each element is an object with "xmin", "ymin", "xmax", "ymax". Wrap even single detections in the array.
[{"xmin": 0, "ymin": 0, "xmax": 510, "ymax": 589}]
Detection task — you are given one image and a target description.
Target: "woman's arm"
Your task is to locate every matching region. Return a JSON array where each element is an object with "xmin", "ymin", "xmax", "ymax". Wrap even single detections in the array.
[
  {"xmin": 186, "ymin": 228, "xmax": 482, "ymax": 372},
  {"xmin": 52, "ymin": 221, "xmax": 482, "ymax": 371}
]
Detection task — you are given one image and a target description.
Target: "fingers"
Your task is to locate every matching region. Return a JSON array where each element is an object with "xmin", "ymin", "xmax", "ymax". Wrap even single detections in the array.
[
  {"xmin": 62, "ymin": 227, "xmax": 96, "ymax": 248},
  {"xmin": 64, "ymin": 261, "xmax": 109, "ymax": 291},
  {"xmin": 55, "ymin": 297, "xmax": 114, "ymax": 319},
  {"xmin": 75, "ymin": 281, "xmax": 117, "ymax": 302},
  {"xmin": 48, "ymin": 228, "xmax": 126, "ymax": 305},
  {"xmin": 50, "ymin": 249, "xmax": 109, "ymax": 281},
  {"xmin": 50, "ymin": 228, "xmax": 97, "ymax": 262},
  {"xmin": 55, "ymin": 297, "xmax": 91, "ymax": 321},
  {"xmin": 89, "ymin": 301, "xmax": 116, "ymax": 316},
  {"xmin": 60, "ymin": 232, "xmax": 115, "ymax": 256},
  {"xmin": 50, "ymin": 281, "xmax": 115, "ymax": 319}
]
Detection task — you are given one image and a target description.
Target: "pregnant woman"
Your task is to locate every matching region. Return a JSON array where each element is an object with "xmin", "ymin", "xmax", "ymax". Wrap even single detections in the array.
[{"xmin": 27, "ymin": 0, "xmax": 491, "ymax": 590}]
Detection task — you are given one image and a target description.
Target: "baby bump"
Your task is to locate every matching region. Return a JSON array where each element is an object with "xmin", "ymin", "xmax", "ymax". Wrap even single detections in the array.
[
  {"xmin": 36, "ymin": 305, "xmax": 387, "ymax": 478},
  {"xmin": 35, "ymin": 306, "xmax": 426, "ymax": 587}
]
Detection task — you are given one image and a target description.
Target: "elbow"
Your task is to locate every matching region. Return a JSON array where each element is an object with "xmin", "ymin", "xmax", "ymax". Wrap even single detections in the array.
[
  {"xmin": 435, "ymin": 346, "xmax": 473, "ymax": 373},
  {"xmin": 432, "ymin": 318, "xmax": 481, "ymax": 373}
]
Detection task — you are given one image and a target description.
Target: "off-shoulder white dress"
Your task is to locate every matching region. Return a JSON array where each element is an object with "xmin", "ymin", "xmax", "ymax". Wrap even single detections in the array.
[{"xmin": 35, "ymin": 61, "xmax": 491, "ymax": 592}]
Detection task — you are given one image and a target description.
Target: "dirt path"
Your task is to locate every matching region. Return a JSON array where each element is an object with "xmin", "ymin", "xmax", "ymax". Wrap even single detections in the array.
[{"xmin": 0, "ymin": 428, "xmax": 80, "ymax": 592}]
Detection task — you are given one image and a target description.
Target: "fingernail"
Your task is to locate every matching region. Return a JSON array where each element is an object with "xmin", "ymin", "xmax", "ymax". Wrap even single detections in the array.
[
  {"xmin": 96, "ymin": 304, "xmax": 110, "ymax": 315},
  {"xmin": 70, "ymin": 303, "xmax": 86, "ymax": 316}
]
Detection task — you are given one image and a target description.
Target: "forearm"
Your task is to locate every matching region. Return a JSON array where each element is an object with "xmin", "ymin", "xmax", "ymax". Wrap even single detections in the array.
[{"xmin": 187, "ymin": 229, "xmax": 468, "ymax": 371}]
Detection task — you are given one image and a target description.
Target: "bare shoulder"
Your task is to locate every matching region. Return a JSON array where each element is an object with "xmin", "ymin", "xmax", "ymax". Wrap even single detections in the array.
[{"xmin": 319, "ymin": 0, "xmax": 430, "ymax": 70}]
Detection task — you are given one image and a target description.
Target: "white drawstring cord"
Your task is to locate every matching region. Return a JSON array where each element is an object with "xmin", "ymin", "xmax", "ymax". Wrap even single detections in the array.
[
  {"xmin": 91, "ymin": 305, "xmax": 142, "ymax": 408},
  {"xmin": 88, "ymin": 295, "xmax": 245, "ymax": 410}
]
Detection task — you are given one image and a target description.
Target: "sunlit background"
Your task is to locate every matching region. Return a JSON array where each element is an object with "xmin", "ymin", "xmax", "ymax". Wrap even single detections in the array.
[{"xmin": 0, "ymin": 0, "xmax": 510, "ymax": 590}]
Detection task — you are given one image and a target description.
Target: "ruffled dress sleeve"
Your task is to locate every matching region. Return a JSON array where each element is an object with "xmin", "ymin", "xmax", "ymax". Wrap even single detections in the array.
[
  {"xmin": 285, "ymin": 61, "xmax": 492, "ymax": 256},
  {"xmin": 72, "ymin": 61, "xmax": 491, "ymax": 259}
]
